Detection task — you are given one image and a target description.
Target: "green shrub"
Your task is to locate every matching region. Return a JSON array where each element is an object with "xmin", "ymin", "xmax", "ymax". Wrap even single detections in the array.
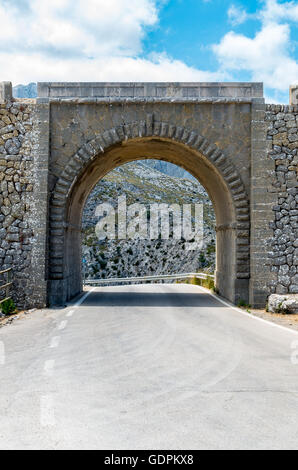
[
  {"xmin": 99, "ymin": 259, "xmax": 107, "ymax": 269},
  {"xmin": 237, "ymin": 299, "xmax": 251, "ymax": 309},
  {"xmin": 190, "ymin": 276, "xmax": 200, "ymax": 286},
  {"xmin": 206, "ymin": 243, "xmax": 216, "ymax": 254},
  {"xmin": 202, "ymin": 275, "xmax": 215, "ymax": 290},
  {"xmin": 276, "ymin": 301, "xmax": 290, "ymax": 314},
  {"xmin": 1, "ymin": 298, "xmax": 17, "ymax": 316},
  {"xmin": 199, "ymin": 253, "xmax": 207, "ymax": 266},
  {"xmin": 190, "ymin": 275, "xmax": 214, "ymax": 290}
]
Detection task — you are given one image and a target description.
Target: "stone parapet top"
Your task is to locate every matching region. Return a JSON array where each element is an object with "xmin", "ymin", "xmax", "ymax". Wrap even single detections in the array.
[
  {"xmin": 266, "ymin": 103, "xmax": 298, "ymax": 113},
  {"xmin": 37, "ymin": 81, "xmax": 264, "ymax": 99},
  {"xmin": 36, "ymin": 96, "xmax": 265, "ymax": 105}
]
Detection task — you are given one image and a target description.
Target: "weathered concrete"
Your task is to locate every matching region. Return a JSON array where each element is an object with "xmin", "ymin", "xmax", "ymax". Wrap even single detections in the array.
[
  {"xmin": 290, "ymin": 85, "xmax": 298, "ymax": 105},
  {"xmin": 0, "ymin": 81, "xmax": 296, "ymax": 309},
  {"xmin": 47, "ymin": 99, "xmax": 253, "ymax": 305},
  {"xmin": 0, "ymin": 82, "xmax": 12, "ymax": 103},
  {"xmin": 37, "ymin": 81, "xmax": 263, "ymax": 100}
]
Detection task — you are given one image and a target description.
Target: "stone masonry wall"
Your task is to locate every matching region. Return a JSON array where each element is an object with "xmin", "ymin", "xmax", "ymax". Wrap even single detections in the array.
[
  {"xmin": 1, "ymin": 92, "xmax": 297, "ymax": 309},
  {"xmin": 266, "ymin": 104, "xmax": 298, "ymax": 295},
  {"xmin": 0, "ymin": 99, "xmax": 36, "ymax": 308}
]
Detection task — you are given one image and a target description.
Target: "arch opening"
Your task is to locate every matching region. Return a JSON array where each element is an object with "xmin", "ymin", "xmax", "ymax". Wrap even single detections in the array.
[
  {"xmin": 48, "ymin": 134, "xmax": 250, "ymax": 306},
  {"xmin": 81, "ymin": 159, "xmax": 216, "ymax": 283}
]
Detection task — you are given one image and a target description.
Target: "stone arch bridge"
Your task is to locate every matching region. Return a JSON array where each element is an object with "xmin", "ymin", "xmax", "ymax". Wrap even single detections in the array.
[{"xmin": 0, "ymin": 81, "xmax": 297, "ymax": 309}]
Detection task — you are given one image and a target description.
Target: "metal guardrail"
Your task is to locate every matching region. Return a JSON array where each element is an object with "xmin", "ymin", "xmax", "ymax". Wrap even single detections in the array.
[
  {"xmin": 0, "ymin": 268, "xmax": 13, "ymax": 304},
  {"xmin": 84, "ymin": 272, "xmax": 215, "ymax": 286}
]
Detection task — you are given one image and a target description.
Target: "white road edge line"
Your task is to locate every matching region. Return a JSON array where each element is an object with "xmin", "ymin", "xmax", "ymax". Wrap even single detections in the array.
[
  {"xmin": 195, "ymin": 285, "xmax": 298, "ymax": 336},
  {"xmin": 71, "ymin": 287, "xmax": 97, "ymax": 309},
  {"xmin": 40, "ymin": 395, "xmax": 56, "ymax": 427}
]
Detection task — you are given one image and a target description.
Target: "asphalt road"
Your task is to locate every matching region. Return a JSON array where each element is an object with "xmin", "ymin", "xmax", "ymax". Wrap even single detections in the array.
[{"xmin": 0, "ymin": 283, "xmax": 298, "ymax": 450}]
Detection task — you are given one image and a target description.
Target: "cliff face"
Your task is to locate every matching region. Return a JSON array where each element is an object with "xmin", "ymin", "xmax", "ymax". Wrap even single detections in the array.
[
  {"xmin": 82, "ymin": 161, "xmax": 216, "ymax": 280},
  {"xmin": 13, "ymin": 83, "xmax": 37, "ymax": 99}
]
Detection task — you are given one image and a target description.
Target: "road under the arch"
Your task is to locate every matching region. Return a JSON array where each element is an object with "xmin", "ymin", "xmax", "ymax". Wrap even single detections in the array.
[{"xmin": 0, "ymin": 283, "xmax": 297, "ymax": 450}]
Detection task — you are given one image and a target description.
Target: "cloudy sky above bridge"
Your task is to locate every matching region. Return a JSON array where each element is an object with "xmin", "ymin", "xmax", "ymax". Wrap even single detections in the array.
[{"xmin": 0, "ymin": 0, "xmax": 297, "ymax": 103}]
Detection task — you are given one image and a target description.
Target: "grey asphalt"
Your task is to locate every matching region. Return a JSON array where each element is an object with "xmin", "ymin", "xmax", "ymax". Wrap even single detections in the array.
[{"xmin": 0, "ymin": 283, "xmax": 298, "ymax": 450}]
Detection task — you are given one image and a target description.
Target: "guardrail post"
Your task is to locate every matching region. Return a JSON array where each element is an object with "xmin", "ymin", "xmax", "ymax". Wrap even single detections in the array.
[
  {"xmin": 0, "ymin": 268, "xmax": 13, "ymax": 305},
  {"xmin": 5, "ymin": 270, "xmax": 7, "ymax": 299},
  {"xmin": 7, "ymin": 270, "xmax": 11, "ymax": 300}
]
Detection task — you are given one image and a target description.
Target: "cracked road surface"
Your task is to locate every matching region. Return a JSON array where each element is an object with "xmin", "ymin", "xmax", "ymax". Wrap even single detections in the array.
[{"xmin": 0, "ymin": 284, "xmax": 298, "ymax": 450}]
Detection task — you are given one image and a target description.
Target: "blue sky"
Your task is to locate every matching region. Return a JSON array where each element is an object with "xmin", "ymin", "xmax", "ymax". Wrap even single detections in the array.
[
  {"xmin": 143, "ymin": 0, "xmax": 263, "ymax": 72},
  {"xmin": 0, "ymin": 0, "xmax": 298, "ymax": 102}
]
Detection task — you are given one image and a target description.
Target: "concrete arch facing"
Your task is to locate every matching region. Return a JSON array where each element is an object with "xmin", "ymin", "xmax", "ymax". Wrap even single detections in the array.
[{"xmin": 49, "ymin": 117, "xmax": 250, "ymax": 306}]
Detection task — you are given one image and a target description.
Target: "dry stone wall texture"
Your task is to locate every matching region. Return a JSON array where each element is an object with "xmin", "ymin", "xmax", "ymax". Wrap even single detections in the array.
[
  {"xmin": 0, "ymin": 100, "xmax": 36, "ymax": 308},
  {"xmin": 266, "ymin": 104, "xmax": 298, "ymax": 295}
]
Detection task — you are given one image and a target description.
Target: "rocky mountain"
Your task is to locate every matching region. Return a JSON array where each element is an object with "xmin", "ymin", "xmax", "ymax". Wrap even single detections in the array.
[
  {"xmin": 82, "ymin": 161, "xmax": 216, "ymax": 280},
  {"xmin": 13, "ymin": 83, "xmax": 37, "ymax": 99},
  {"xmin": 142, "ymin": 159, "xmax": 196, "ymax": 180}
]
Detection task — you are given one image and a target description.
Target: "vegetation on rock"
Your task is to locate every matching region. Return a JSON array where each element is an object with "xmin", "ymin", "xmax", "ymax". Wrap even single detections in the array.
[{"xmin": 82, "ymin": 161, "xmax": 216, "ymax": 281}]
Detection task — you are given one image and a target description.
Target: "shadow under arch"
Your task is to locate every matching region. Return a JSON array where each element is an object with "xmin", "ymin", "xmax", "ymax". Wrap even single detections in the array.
[{"xmin": 48, "ymin": 120, "xmax": 250, "ymax": 306}]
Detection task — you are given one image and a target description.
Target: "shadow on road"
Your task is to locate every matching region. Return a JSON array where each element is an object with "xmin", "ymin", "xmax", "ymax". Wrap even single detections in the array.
[{"xmin": 79, "ymin": 290, "xmax": 226, "ymax": 308}]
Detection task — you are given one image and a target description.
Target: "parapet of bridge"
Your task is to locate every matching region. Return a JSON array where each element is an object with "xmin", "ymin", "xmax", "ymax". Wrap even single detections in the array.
[
  {"xmin": 36, "ymin": 81, "xmax": 264, "ymax": 101},
  {"xmin": 0, "ymin": 81, "xmax": 297, "ymax": 309}
]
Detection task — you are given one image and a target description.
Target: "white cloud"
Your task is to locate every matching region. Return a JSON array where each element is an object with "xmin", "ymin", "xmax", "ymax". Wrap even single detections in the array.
[
  {"xmin": 260, "ymin": 0, "xmax": 298, "ymax": 24},
  {"xmin": 0, "ymin": 0, "xmax": 225, "ymax": 85},
  {"xmin": 228, "ymin": 5, "xmax": 250, "ymax": 26},
  {"xmin": 214, "ymin": 0, "xmax": 298, "ymax": 93},
  {"xmin": 2, "ymin": 52, "xmax": 224, "ymax": 85},
  {"xmin": 0, "ymin": 0, "xmax": 158, "ymax": 57},
  {"xmin": 0, "ymin": 0, "xmax": 297, "ymax": 103},
  {"xmin": 228, "ymin": 0, "xmax": 298, "ymax": 26}
]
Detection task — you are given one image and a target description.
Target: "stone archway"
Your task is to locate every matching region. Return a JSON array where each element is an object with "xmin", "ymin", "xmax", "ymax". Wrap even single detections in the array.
[{"xmin": 48, "ymin": 117, "xmax": 250, "ymax": 306}]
